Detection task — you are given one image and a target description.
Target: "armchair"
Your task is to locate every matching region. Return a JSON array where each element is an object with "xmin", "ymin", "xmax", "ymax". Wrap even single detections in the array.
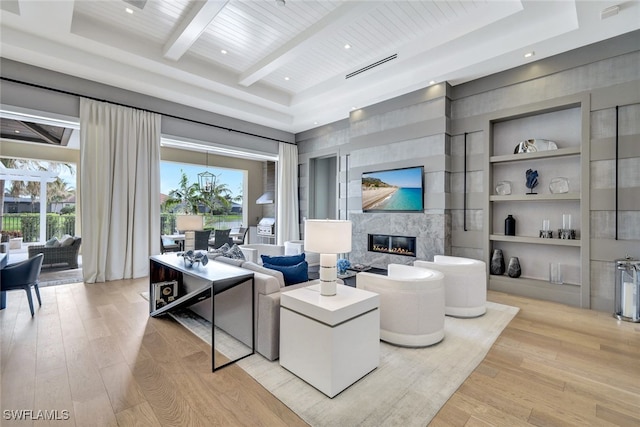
[
  {"xmin": 28, "ymin": 237, "xmax": 81, "ymax": 269},
  {"xmin": 356, "ymin": 264, "xmax": 445, "ymax": 347},
  {"xmin": 1, "ymin": 253, "xmax": 44, "ymax": 316},
  {"xmin": 414, "ymin": 255, "xmax": 487, "ymax": 318}
]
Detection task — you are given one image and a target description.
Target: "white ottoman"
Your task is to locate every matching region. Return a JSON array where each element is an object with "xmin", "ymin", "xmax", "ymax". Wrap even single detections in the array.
[{"xmin": 415, "ymin": 255, "xmax": 486, "ymax": 318}]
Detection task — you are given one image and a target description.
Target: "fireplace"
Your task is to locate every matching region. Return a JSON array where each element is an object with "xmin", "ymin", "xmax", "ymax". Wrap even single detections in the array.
[{"xmin": 368, "ymin": 234, "xmax": 416, "ymax": 257}]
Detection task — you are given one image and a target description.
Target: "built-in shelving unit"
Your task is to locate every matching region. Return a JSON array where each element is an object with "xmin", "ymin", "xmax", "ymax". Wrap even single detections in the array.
[{"xmin": 484, "ymin": 93, "xmax": 590, "ymax": 308}]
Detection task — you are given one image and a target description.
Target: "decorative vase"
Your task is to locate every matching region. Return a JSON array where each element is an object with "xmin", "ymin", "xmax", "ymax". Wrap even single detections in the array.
[
  {"xmin": 336, "ymin": 258, "xmax": 350, "ymax": 275},
  {"xmin": 507, "ymin": 257, "xmax": 521, "ymax": 278},
  {"xmin": 490, "ymin": 249, "xmax": 505, "ymax": 275},
  {"xmin": 505, "ymin": 215, "xmax": 516, "ymax": 236}
]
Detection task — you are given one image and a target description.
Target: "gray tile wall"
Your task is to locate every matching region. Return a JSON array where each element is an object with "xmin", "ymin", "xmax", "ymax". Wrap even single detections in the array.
[
  {"xmin": 297, "ymin": 47, "xmax": 639, "ymax": 312},
  {"xmin": 297, "ymin": 85, "xmax": 451, "ymax": 268}
]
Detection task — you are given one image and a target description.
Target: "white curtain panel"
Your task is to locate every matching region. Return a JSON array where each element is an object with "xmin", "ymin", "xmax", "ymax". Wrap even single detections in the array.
[
  {"xmin": 276, "ymin": 142, "xmax": 300, "ymax": 245},
  {"xmin": 79, "ymin": 98, "xmax": 161, "ymax": 283}
]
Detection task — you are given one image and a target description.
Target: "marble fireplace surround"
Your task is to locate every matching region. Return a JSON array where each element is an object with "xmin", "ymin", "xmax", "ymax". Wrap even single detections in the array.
[{"xmin": 349, "ymin": 212, "xmax": 449, "ymax": 268}]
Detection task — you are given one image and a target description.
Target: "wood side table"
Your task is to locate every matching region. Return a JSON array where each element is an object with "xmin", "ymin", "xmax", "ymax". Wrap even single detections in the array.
[{"xmin": 279, "ymin": 283, "xmax": 380, "ymax": 398}]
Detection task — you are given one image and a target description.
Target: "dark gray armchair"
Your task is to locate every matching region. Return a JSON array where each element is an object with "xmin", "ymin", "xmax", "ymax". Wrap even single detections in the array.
[
  {"xmin": 1, "ymin": 253, "xmax": 44, "ymax": 316},
  {"xmin": 28, "ymin": 237, "xmax": 81, "ymax": 269}
]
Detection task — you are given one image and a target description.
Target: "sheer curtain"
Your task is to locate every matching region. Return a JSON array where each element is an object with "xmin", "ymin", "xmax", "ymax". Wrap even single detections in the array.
[
  {"xmin": 277, "ymin": 142, "xmax": 300, "ymax": 244},
  {"xmin": 79, "ymin": 98, "xmax": 161, "ymax": 283}
]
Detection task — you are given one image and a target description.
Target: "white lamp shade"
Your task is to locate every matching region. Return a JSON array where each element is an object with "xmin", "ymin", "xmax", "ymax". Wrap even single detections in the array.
[
  {"xmin": 304, "ymin": 220, "xmax": 352, "ymax": 254},
  {"xmin": 176, "ymin": 214, "xmax": 204, "ymax": 231}
]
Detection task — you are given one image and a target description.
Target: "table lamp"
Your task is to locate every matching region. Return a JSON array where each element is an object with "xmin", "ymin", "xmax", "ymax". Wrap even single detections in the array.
[
  {"xmin": 176, "ymin": 214, "xmax": 203, "ymax": 232},
  {"xmin": 304, "ymin": 219, "xmax": 352, "ymax": 296}
]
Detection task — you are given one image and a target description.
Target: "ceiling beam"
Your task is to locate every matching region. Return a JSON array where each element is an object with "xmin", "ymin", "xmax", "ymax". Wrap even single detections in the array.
[
  {"xmin": 238, "ymin": 2, "xmax": 380, "ymax": 87},
  {"xmin": 20, "ymin": 122, "xmax": 61, "ymax": 145},
  {"xmin": 163, "ymin": 0, "xmax": 229, "ymax": 61}
]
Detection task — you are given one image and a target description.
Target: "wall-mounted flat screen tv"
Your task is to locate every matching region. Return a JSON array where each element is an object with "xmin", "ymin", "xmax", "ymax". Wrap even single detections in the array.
[{"xmin": 361, "ymin": 166, "xmax": 424, "ymax": 212}]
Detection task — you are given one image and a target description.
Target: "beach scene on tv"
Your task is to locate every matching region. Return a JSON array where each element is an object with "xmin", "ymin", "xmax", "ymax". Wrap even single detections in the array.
[{"xmin": 361, "ymin": 167, "xmax": 423, "ymax": 211}]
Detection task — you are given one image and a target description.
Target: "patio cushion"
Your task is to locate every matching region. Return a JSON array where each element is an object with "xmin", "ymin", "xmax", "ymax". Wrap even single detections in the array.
[
  {"xmin": 45, "ymin": 237, "xmax": 61, "ymax": 247},
  {"xmin": 59, "ymin": 235, "xmax": 75, "ymax": 247}
]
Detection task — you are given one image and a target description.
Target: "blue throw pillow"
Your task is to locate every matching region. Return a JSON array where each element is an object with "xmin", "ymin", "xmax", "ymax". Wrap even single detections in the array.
[
  {"xmin": 261, "ymin": 252, "xmax": 305, "ymax": 266},
  {"xmin": 263, "ymin": 261, "xmax": 309, "ymax": 286}
]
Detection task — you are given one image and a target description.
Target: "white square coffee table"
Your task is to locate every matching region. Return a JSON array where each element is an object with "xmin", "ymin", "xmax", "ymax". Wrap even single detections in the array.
[{"xmin": 279, "ymin": 283, "xmax": 380, "ymax": 398}]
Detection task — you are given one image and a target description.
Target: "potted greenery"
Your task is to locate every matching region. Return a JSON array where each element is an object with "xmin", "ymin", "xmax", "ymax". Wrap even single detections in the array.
[{"xmin": 1, "ymin": 230, "xmax": 23, "ymax": 249}]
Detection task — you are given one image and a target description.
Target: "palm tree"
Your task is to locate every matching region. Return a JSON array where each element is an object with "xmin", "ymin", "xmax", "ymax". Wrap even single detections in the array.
[
  {"xmin": 48, "ymin": 178, "xmax": 75, "ymax": 211},
  {"xmin": 1, "ymin": 159, "xmax": 75, "ymax": 229},
  {"xmin": 202, "ymin": 173, "xmax": 233, "ymax": 215},
  {"xmin": 162, "ymin": 171, "xmax": 206, "ymax": 214}
]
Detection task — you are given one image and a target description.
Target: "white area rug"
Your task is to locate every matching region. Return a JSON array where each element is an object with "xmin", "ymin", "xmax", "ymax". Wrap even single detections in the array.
[
  {"xmin": 159, "ymin": 296, "xmax": 518, "ymax": 426},
  {"xmin": 239, "ymin": 302, "xmax": 518, "ymax": 426}
]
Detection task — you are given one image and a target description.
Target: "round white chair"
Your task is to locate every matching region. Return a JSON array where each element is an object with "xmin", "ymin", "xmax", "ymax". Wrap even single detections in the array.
[
  {"xmin": 356, "ymin": 264, "xmax": 445, "ymax": 347},
  {"xmin": 414, "ymin": 255, "xmax": 486, "ymax": 318}
]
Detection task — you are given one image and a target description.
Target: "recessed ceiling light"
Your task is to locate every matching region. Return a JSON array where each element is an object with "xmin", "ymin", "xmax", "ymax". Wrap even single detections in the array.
[
  {"xmin": 351, "ymin": 106, "xmax": 358, "ymax": 111},
  {"xmin": 344, "ymin": 44, "xmax": 351, "ymax": 49},
  {"xmin": 125, "ymin": 7, "xmax": 134, "ymax": 14},
  {"xmin": 524, "ymin": 51, "xmax": 535, "ymax": 58},
  {"xmin": 221, "ymin": 49, "xmax": 227, "ymax": 54},
  {"xmin": 284, "ymin": 76, "xmax": 290, "ymax": 81},
  {"xmin": 429, "ymin": 80, "xmax": 436, "ymax": 85},
  {"xmin": 14, "ymin": 130, "xmax": 20, "ymax": 133},
  {"xmin": 314, "ymin": 121, "xmax": 318, "ymax": 125}
]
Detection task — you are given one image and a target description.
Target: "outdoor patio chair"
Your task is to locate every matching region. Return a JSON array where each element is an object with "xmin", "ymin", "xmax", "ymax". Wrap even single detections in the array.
[
  {"xmin": 194, "ymin": 230, "xmax": 212, "ymax": 251},
  {"xmin": 160, "ymin": 237, "xmax": 181, "ymax": 254},
  {"xmin": 209, "ymin": 229, "xmax": 232, "ymax": 250}
]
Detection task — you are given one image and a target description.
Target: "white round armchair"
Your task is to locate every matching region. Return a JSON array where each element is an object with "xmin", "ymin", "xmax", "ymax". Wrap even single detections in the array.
[
  {"xmin": 414, "ymin": 255, "xmax": 486, "ymax": 318},
  {"xmin": 356, "ymin": 264, "xmax": 445, "ymax": 347}
]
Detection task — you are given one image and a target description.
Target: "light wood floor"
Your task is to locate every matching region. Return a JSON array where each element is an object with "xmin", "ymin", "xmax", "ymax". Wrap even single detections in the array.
[{"xmin": 1, "ymin": 278, "xmax": 638, "ymax": 426}]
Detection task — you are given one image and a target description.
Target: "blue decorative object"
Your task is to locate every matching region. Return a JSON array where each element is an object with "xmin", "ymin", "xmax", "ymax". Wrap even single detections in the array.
[
  {"xmin": 337, "ymin": 258, "xmax": 351, "ymax": 275},
  {"xmin": 525, "ymin": 169, "xmax": 539, "ymax": 194}
]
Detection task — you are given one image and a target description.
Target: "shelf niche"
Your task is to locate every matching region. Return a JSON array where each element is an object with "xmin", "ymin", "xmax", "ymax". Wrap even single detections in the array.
[{"xmin": 485, "ymin": 94, "xmax": 590, "ymax": 308}]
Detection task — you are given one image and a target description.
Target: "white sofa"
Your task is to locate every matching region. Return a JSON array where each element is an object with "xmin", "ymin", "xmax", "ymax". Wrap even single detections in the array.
[
  {"xmin": 356, "ymin": 264, "xmax": 445, "ymax": 347},
  {"xmin": 240, "ymin": 242, "xmax": 320, "ymax": 267},
  {"xmin": 239, "ymin": 244, "xmax": 285, "ymax": 264},
  {"xmin": 414, "ymin": 255, "xmax": 487, "ymax": 318},
  {"xmin": 184, "ymin": 255, "xmax": 314, "ymax": 361}
]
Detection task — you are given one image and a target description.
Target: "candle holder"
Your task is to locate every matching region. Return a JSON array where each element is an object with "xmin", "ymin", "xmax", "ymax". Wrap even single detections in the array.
[
  {"xmin": 539, "ymin": 219, "xmax": 552, "ymax": 238},
  {"xmin": 558, "ymin": 214, "xmax": 576, "ymax": 239},
  {"xmin": 558, "ymin": 229, "xmax": 576, "ymax": 239}
]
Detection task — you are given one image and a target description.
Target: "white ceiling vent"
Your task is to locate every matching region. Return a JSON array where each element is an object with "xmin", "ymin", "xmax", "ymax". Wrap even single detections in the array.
[
  {"xmin": 345, "ymin": 54, "xmax": 398, "ymax": 79},
  {"xmin": 600, "ymin": 5, "xmax": 620, "ymax": 19}
]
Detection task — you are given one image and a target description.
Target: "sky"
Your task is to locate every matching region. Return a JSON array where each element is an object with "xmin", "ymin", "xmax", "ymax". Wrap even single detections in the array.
[{"xmin": 363, "ymin": 166, "xmax": 423, "ymax": 188}]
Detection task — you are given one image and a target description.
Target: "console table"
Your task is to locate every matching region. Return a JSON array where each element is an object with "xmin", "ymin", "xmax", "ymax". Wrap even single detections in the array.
[
  {"xmin": 279, "ymin": 283, "xmax": 380, "ymax": 397},
  {"xmin": 149, "ymin": 253, "xmax": 254, "ymax": 371}
]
